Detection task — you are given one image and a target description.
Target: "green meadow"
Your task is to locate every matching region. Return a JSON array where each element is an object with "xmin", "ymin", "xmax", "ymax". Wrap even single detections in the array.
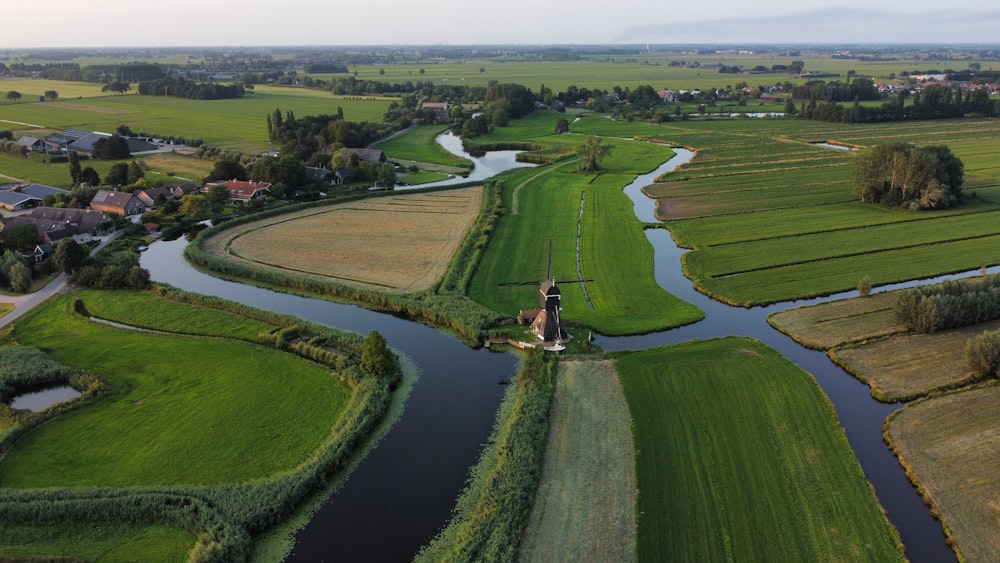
[
  {"xmin": 0, "ymin": 523, "xmax": 195, "ymax": 562},
  {"xmin": 1, "ymin": 81, "xmax": 392, "ymax": 152},
  {"xmin": 616, "ymin": 338, "xmax": 903, "ymax": 562},
  {"xmin": 0, "ymin": 292, "xmax": 350, "ymax": 487},
  {"xmin": 468, "ymin": 116, "xmax": 703, "ymax": 334},
  {"xmin": 564, "ymin": 116, "xmax": 1000, "ymax": 305},
  {"xmin": 372, "ymin": 122, "xmax": 472, "ymax": 169}
]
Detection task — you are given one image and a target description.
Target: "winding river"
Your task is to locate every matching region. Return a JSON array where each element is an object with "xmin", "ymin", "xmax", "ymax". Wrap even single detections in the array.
[{"xmin": 140, "ymin": 138, "xmax": 956, "ymax": 561}]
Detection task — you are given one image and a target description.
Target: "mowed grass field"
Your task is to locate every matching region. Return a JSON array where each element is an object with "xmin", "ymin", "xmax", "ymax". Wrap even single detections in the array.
[
  {"xmin": 887, "ymin": 385, "xmax": 1000, "ymax": 562},
  {"xmin": 468, "ymin": 117, "xmax": 703, "ymax": 334},
  {"xmin": 769, "ymin": 291, "xmax": 905, "ymax": 349},
  {"xmin": 0, "ymin": 80, "xmax": 392, "ymax": 153},
  {"xmin": 570, "ymin": 116, "xmax": 1000, "ymax": 305},
  {"xmin": 203, "ymin": 188, "xmax": 484, "ymax": 294},
  {"xmin": 0, "ymin": 292, "xmax": 350, "ymax": 487},
  {"xmin": 0, "ymin": 523, "xmax": 194, "ymax": 563},
  {"xmin": 519, "ymin": 359, "xmax": 635, "ymax": 563},
  {"xmin": 616, "ymin": 338, "xmax": 904, "ymax": 562}
]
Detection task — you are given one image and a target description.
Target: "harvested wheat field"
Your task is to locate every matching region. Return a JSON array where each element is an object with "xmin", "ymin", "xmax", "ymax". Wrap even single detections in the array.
[
  {"xmin": 519, "ymin": 359, "xmax": 636, "ymax": 563},
  {"xmin": 887, "ymin": 385, "xmax": 1000, "ymax": 563},
  {"xmin": 207, "ymin": 187, "xmax": 483, "ymax": 293},
  {"xmin": 832, "ymin": 319, "xmax": 1000, "ymax": 401},
  {"xmin": 768, "ymin": 291, "xmax": 906, "ymax": 349}
]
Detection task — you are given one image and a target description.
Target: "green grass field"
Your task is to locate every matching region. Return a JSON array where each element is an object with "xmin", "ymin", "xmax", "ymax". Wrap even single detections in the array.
[
  {"xmin": 616, "ymin": 338, "xmax": 903, "ymax": 562},
  {"xmin": 468, "ymin": 131, "xmax": 703, "ymax": 335},
  {"xmin": 372, "ymin": 123, "xmax": 471, "ymax": 168},
  {"xmin": 0, "ymin": 292, "xmax": 350, "ymax": 487},
  {"xmin": 0, "ymin": 523, "xmax": 195, "ymax": 562},
  {"xmin": 563, "ymin": 116, "xmax": 1000, "ymax": 305}
]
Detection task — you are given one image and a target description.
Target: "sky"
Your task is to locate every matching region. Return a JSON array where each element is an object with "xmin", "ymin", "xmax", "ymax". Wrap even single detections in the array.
[{"xmin": 4, "ymin": 0, "xmax": 1000, "ymax": 48}]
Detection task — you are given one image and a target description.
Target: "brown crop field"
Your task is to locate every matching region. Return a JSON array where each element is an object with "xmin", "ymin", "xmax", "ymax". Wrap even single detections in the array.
[
  {"xmin": 769, "ymin": 292, "xmax": 905, "ymax": 349},
  {"xmin": 832, "ymin": 321, "xmax": 999, "ymax": 401},
  {"xmin": 204, "ymin": 188, "xmax": 483, "ymax": 293},
  {"xmin": 887, "ymin": 385, "xmax": 1000, "ymax": 562},
  {"xmin": 518, "ymin": 359, "xmax": 636, "ymax": 563}
]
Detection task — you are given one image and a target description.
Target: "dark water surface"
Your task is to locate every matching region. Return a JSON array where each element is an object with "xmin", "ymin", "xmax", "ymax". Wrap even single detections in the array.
[{"xmin": 139, "ymin": 142, "xmax": 960, "ymax": 562}]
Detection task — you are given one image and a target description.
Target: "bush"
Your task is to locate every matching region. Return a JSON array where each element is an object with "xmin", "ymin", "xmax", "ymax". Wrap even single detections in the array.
[
  {"xmin": 965, "ymin": 329, "xmax": 1000, "ymax": 378},
  {"xmin": 858, "ymin": 275, "xmax": 872, "ymax": 297}
]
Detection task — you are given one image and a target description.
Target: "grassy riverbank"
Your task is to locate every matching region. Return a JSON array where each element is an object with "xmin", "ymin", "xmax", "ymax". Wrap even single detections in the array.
[
  {"xmin": 616, "ymin": 338, "xmax": 903, "ymax": 562},
  {"xmin": 0, "ymin": 288, "xmax": 397, "ymax": 560}
]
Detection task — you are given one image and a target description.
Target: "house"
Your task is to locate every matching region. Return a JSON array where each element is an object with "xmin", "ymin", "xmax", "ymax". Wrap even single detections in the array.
[
  {"xmin": 205, "ymin": 179, "xmax": 272, "ymax": 205},
  {"xmin": 136, "ymin": 186, "xmax": 176, "ymax": 208},
  {"xmin": 345, "ymin": 148, "xmax": 387, "ymax": 163},
  {"xmin": 89, "ymin": 189, "xmax": 147, "ymax": 218},
  {"xmin": 15, "ymin": 136, "xmax": 45, "ymax": 152},
  {"xmin": 421, "ymin": 102, "xmax": 450, "ymax": 123},
  {"xmin": 27, "ymin": 207, "xmax": 111, "ymax": 241},
  {"xmin": 169, "ymin": 184, "xmax": 199, "ymax": 199},
  {"xmin": 305, "ymin": 166, "xmax": 335, "ymax": 184},
  {"xmin": 334, "ymin": 169, "xmax": 352, "ymax": 185}
]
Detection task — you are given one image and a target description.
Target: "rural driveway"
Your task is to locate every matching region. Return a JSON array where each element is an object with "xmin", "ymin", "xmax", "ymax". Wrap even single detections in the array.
[{"xmin": 0, "ymin": 230, "xmax": 123, "ymax": 328}]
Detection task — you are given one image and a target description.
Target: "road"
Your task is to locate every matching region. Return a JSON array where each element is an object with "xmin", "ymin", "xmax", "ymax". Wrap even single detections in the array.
[{"xmin": 0, "ymin": 230, "xmax": 123, "ymax": 328}]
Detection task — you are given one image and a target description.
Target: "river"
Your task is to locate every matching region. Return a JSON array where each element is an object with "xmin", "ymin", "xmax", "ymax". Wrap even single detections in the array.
[{"xmin": 140, "ymin": 138, "xmax": 954, "ymax": 561}]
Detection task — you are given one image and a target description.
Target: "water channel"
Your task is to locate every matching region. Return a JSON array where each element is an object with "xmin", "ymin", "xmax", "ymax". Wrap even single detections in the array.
[{"xmin": 139, "ymin": 138, "xmax": 956, "ymax": 561}]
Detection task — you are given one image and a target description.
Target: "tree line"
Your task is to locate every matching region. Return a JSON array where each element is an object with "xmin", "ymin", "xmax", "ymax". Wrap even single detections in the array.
[{"xmin": 137, "ymin": 75, "xmax": 245, "ymax": 100}]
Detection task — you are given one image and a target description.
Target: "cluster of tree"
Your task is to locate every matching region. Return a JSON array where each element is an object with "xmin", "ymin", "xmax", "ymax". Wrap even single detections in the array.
[
  {"xmin": 69, "ymin": 247, "xmax": 151, "ymax": 290},
  {"xmin": 792, "ymin": 78, "xmax": 880, "ymax": 102},
  {"xmin": 481, "ymin": 81, "xmax": 535, "ymax": 127},
  {"xmin": 100, "ymin": 81, "xmax": 130, "ymax": 95},
  {"xmin": 68, "ymin": 152, "xmax": 102, "ymax": 188},
  {"xmin": 966, "ymin": 329, "xmax": 1000, "ymax": 379},
  {"xmin": 267, "ymin": 107, "xmax": 392, "ymax": 150},
  {"xmin": 5, "ymin": 91, "xmax": 22, "ymax": 102},
  {"xmin": 104, "ymin": 161, "xmax": 145, "ymax": 186},
  {"xmin": 91, "ymin": 135, "xmax": 131, "ymax": 160},
  {"xmin": 137, "ymin": 75, "xmax": 245, "ymax": 100},
  {"xmin": 893, "ymin": 274, "xmax": 1000, "ymax": 333},
  {"xmin": 359, "ymin": 330, "xmax": 399, "ymax": 384},
  {"xmin": 852, "ymin": 142, "xmax": 963, "ymax": 209},
  {"xmin": 329, "ymin": 148, "xmax": 396, "ymax": 187},
  {"xmin": 801, "ymin": 83, "xmax": 1000, "ymax": 123},
  {"xmin": 0, "ymin": 250, "xmax": 32, "ymax": 293}
]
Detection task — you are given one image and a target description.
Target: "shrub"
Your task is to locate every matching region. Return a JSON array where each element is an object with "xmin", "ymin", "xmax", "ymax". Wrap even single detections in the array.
[
  {"xmin": 965, "ymin": 329, "xmax": 1000, "ymax": 378},
  {"xmin": 858, "ymin": 275, "xmax": 872, "ymax": 297}
]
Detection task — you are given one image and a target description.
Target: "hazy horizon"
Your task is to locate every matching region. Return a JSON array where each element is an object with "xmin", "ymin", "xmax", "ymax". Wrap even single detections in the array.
[{"xmin": 3, "ymin": 3, "xmax": 1000, "ymax": 49}]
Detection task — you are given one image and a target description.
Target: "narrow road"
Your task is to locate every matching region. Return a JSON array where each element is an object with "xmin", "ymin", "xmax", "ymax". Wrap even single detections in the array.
[{"xmin": 0, "ymin": 231, "xmax": 123, "ymax": 328}]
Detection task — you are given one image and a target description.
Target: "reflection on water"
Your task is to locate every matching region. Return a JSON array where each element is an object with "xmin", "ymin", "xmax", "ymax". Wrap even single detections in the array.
[
  {"xmin": 396, "ymin": 132, "xmax": 536, "ymax": 190},
  {"xmin": 8, "ymin": 385, "xmax": 80, "ymax": 412}
]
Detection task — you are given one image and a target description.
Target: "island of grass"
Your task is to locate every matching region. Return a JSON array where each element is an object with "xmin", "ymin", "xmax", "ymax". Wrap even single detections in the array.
[
  {"xmin": 616, "ymin": 338, "xmax": 903, "ymax": 561},
  {"xmin": 0, "ymin": 288, "xmax": 400, "ymax": 560}
]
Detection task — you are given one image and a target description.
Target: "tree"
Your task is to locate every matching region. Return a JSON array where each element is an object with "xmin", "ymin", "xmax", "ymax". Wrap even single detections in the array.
[
  {"xmin": 575, "ymin": 135, "xmax": 613, "ymax": 173},
  {"xmin": 1, "ymin": 223, "xmax": 40, "ymax": 252},
  {"xmin": 555, "ymin": 118, "xmax": 570, "ymax": 134},
  {"xmin": 858, "ymin": 275, "xmax": 872, "ymax": 297},
  {"xmin": 360, "ymin": 329, "xmax": 395, "ymax": 379},
  {"xmin": 68, "ymin": 151, "xmax": 82, "ymax": 186},
  {"xmin": 80, "ymin": 166, "xmax": 101, "ymax": 186},
  {"xmin": 204, "ymin": 159, "xmax": 248, "ymax": 183},
  {"xmin": 179, "ymin": 194, "xmax": 212, "ymax": 218},
  {"xmin": 966, "ymin": 329, "xmax": 1000, "ymax": 378},
  {"xmin": 852, "ymin": 142, "xmax": 964, "ymax": 209},
  {"xmin": 7, "ymin": 261, "xmax": 31, "ymax": 293},
  {"xmin": 105, "ymin": 162, "xmax": 130, "ymax": 186},
  {"xmin": 207, "ymin": 184, "xmax": 230, "ymax": 209},
  {"xmin": 44, "ymin": 90, "xmax": 58, "ymax": 101},
  {"xmin": 127, "ymin": 160, "xmax": 145, "ymax": 185},
  {"xmin": 91, "ymin": 135, "xmax": 130, "ymax": 160},
  {"xmin": 5, "ymin": 91, "xmax": 21, "ymax": 102},
  {"xmin": 53, "ymin": 239, "xmax": 89, "ymax": 274}
]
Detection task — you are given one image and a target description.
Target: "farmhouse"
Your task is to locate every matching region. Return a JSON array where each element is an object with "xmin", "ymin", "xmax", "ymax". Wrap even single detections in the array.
[
  {"xmin": 305, "ymin": 166, "xmax": 335, "ymax": 184},
  {"xmin": 205, "ymin": 179, "xmax": 272, "ymax": 205},
  {"xmin": 345, "ymin": 148, "xmax": 387, "ymax": 163},
  {"xmin": 89, "ymin": 189, "xmax": 147, "ymax": 218},
  {"xmin": 421, "ymin": 101, "xmax": 450, "ymax": 122},
  {"xmin": 136, "ymin": 186, "xmax": 178, "ymax": 208},
  {"xmin": 15, "ymin": 137, "xmax": 45, "ymax": 152}
]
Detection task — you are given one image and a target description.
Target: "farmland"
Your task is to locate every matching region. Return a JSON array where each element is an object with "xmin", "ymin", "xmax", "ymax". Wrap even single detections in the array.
[
  {"xmin": 201, "ymin": 187, "xmax": 484, "ymax": 294},
  {"xmin": 519, "ymin": 359, "xmax": 635, "ymax": 563},
  {"xmin": 616, "ymin": 338, "xmax": 903, "ymax": 562},
  {"xmin": 887, "ymin": 386, "xmax": 1000, "ymax": 562},
  {"xmin": 565, "ymin": 116, "xmax": 1000, "ymax": 305}
]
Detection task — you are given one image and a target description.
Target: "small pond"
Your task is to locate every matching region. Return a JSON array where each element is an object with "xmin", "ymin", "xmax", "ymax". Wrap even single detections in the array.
[{"xmin": 8, "ymin": 385, "xmax": 81, "ymax": 412}]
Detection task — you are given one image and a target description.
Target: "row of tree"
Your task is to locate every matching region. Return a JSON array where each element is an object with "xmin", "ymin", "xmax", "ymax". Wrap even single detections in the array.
[
  {"xmin": 137, "ymin": 75, "xmax": 245, "ymax": 100},
  {"xmin": 893, "ymin": 274, "xmax": 1000, "ymax": 333}
]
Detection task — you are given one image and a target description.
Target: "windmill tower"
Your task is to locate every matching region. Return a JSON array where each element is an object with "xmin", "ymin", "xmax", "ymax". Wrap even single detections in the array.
[{"xmin": 530, "ymin": 279, "xmax": 569, "ymax": 346}]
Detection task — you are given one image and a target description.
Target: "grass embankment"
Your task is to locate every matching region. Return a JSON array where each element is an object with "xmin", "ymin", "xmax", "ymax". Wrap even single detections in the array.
[
  {"xmin": 0, "ymin": 288, "xmax": 397, "ymax": 560},
  {"xmin": 616, "ymin": 338, "xmax": 903, "ymax": 562},
  {"xmin": 571, "ymin": 116, "xmax": 1000, "ymax": 306},
  {"xmin": 416, "ymin": 350, "xmax": 556, "ymax": 563},
  {"xmin": 887, "ymin": 386, "xmax": 1000, "ymax": 563},
  {"xmin": 519, "ymin": 359, "xmax": 635, "ymax": 563},
  {"xmin": 468, "ymin": 134, "xmax": 703, "ymax": 335},
  {"xmin": 203, "ymin": 188, "xmax": 483, "ymax": 294}
]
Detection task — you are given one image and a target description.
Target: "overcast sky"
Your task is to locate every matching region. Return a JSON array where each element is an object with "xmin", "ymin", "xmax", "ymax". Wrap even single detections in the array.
[{"xmin": 3, "ymin": 1, "xmax": 1000, "ymax": 48}]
